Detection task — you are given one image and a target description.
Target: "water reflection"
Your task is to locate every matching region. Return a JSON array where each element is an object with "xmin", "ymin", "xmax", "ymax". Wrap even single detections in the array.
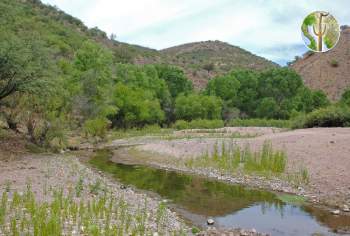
[{"xmin": 89, "ymin": 150, "xmax": 350, "ymax": 235}]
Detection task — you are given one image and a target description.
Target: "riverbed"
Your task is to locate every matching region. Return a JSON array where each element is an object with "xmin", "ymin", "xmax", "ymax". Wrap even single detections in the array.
[{"xmin": 89, "ymin": 149, "xmax": 350, "ymax": 235}]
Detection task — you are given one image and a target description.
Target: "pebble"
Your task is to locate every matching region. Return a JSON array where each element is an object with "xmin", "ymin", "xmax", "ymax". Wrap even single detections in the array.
[
  {"xmin": 240, "ymin": 229, "xmax": 249, "ymax": 236},
  {"xmin": 331, "ymin": 209, "xmax": 340, "ymax": 215},
  {"xmin": 343, "ymin": 205, "xmax": 350, "ymax": 212},
  {"xmin": 207, "ymin": 218, "xmax": 215, "ymax": 225}
]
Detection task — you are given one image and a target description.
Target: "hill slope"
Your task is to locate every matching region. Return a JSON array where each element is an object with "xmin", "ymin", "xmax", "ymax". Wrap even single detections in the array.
[
  {"xmin": 291, "ymin": 26, "xmax": 350, "ymax": 101},
  {"xmin": 158, "ymin": 41, "xmax": 278, "ymax": 89},
  {"xmin": 0, "ymin": 0, "xmax": 277, "ymax": 90}
]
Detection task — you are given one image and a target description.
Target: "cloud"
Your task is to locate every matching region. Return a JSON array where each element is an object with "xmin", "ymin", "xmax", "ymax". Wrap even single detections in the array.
[{"xmin": 41, "ymin": 0, "xmax": 350, "ymax": 65}]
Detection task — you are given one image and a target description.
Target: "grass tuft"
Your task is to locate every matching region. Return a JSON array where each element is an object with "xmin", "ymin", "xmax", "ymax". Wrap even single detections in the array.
[{"xmin": 186, "ymin": 140, "xmax": 287, "ymax": 175}]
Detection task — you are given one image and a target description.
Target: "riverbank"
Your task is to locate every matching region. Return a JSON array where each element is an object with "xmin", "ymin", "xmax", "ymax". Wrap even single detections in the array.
[
  {"xmin": 108, "ymin": 127, "xmax": 350, "ymax": 212},
  {"xmin": 0, "ymin": 152, "xmax": 189, "ymax": 235},
  {"xmin": 0, "ymin": 133, "xmax": 267, "ymax": 235},
  {"xmin": 1, "ymin": 127, "xmax": 350, "ymax": 235}
]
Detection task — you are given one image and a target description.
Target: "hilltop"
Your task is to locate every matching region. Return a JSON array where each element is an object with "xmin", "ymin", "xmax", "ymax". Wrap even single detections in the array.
[
  {"xmin": 158, "ymin": 41, "xmax": 278, "ymax": 88},
  {"xmin": 291, "ymin": 25, "xmax": 350, "ymax": 100}
]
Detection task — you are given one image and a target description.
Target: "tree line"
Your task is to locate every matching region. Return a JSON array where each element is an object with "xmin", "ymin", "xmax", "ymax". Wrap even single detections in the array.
[{"xmin": 0, "ymin": 0, "xmax": 341, "ymax": 150}]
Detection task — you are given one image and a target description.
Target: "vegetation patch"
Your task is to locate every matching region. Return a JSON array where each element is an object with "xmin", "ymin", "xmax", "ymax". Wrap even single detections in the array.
[
  {"xmin": 0, "ymin": 186, "xmax": 181, "ymax": 236},
  {"xmin": 108, "ymin": 125, "xmax": 172, "ymax": 140},
  {"xmin": 186, "ymin": 141, "xmax": 287, "ymax": 175},
  {"xmin": 173, "ymin": 119, "xmax": 224, "ymax": 130},
  {"xmin": 330, "ymin": 59, "xmax": 339, "ymax": 67},
  {"xmin": 292, "ymin": 105, "xmax": 350, "ymax": 128},
  {"xmin": 277, "ymin": 194, "xmax": 306, "ymax": 206},
  {"xmin": 228, "ymin": 118, "xmax": 291, "ymax": 128}
]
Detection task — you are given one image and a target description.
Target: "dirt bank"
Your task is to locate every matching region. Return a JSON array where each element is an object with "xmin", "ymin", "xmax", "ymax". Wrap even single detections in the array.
[{"xmin": 136, "ymin": 128, "xmax": 350, "ymax": 208}]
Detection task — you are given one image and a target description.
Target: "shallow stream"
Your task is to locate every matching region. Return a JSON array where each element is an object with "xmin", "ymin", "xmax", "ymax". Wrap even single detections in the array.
[{"xmin": 89, "ymin": 150, "xmax": 350, "ymax": 236}]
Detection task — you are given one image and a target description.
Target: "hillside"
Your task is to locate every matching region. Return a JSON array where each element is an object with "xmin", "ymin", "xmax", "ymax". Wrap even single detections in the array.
[
  {"xmin": 158, "ymin": 41, "xmax": 278, "ymax": 89},
  {"xmin": 291, "ymin": 25, "xmax": 350, "ymax": 101},
  {"xmin": 0, "ymin": 0, "xmax": 277, "ymax": 90}
]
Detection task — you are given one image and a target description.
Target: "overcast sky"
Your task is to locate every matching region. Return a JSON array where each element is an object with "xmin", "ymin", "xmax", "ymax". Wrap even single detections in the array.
[{"xmin": 41, "ymin": 0, "xmax": 349, "ymax": 65}]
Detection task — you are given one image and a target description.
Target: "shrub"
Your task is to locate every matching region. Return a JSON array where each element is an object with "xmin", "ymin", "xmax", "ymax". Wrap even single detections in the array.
[
  {"xmin": 173, "ymin": 119, "xmax": 224, "ymax": 130},
  {"xmin": 228, "ymin": 118, "xmax": 291, "ymax": 128},
  {"xmin": 292, "ymin": 106, "xmax": 350, "ymax": 128},
  {"xmin": 173, "ymin": 120, "xmax": 189, "ymax": 130},
  {"xmin": 330, "ymin": 59, "xmax": 339, "ymax": 67},
  {"xmin": 83, "ymin": 118, "xmax": 110, "ymax": 139},
  {"xmin": 340, "ymin": 89, "xmax": 350, "ymax": 106},
  {"xmin": 23, "ymin": 114, "xmax": 67, "ymax": 151}
]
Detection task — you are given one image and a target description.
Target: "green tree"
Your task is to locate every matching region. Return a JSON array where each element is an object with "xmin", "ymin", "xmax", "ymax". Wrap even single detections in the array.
[
  {"xmin": 255, "ymin": 97, "xmax": 279, "ymax": 119},
  {"xmin": 111, "ymin": 83, "xmax": 164, "ymax": 128},
  {"xmin": 205, "ymin": 74, "xmax": 240, "ymax": 102},
  {"xmin": 0, "ymin": 33, "xmax": 46, "ymax": 102},
  {"xmin": 72, "ymin": 41, "xmax": 117, "ymax": 120},
  {"xmin": 229, "ymin": 69, "xmax": 259, "ymax": 116},
  {"xmin": 155, "ymin": 65, "xmax": 193, "ymax": 98},
  {"xmin": 174, "ymin": 94, "xmax": 222, "ymax": 121}
]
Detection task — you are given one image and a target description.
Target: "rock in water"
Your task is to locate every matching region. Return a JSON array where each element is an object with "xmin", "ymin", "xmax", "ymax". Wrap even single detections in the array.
[{"xmin": 207, "ymin": 218, "xmax": 214, "ymax": 225}]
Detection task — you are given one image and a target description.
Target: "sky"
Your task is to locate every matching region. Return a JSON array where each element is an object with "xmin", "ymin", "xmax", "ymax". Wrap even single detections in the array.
[{"xmin": 41, "ymin": 0, "xmax": 349, "ymax": 65}]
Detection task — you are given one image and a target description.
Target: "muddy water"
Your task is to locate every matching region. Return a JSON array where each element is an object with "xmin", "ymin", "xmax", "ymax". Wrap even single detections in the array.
[{"xmin": 89, "ymin": 150, "xmax": 350, "ymax": 236}]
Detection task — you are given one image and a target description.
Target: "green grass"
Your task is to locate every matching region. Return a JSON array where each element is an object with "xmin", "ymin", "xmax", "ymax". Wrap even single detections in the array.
[
  {"xmin": 0, "ymin": 181, "xmax": 186, "ymax": 235},
  {"xmin": 228, "ymin": 118, "xmax": 291, "ymax": 128},
  {"xmin": 173, "ymin": 119, "xmax": 224, "ymax": 130},
  {"xmin": 0, "ymin": 128, "xmax": 10, "ymax": 139},
  {"xmin": 161, "ymin": 131, "xmax": 257, "ymax": 141},
  {"xmin": 108, "ymin": 125, "xmax": 173, "ymax": 140},
  {"xmin": 186, "ymin": 140, "xmax": 287, "ymax": 175},
  {"xmin": 25, "ymin": 143, "xmax": 47, "ymax": 153},
  {"xmin": 277, "ymin": 194, "xmax": 306, "ymax": 206},
  {"xmin": 286, "ymin": 167, "xmax": 310, "ymax": 186}
]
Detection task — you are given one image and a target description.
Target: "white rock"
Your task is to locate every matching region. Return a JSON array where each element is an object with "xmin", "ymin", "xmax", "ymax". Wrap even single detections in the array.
[
  {"xmin": 207, "ymin": 218, "xmax": 215, "ymax": 225},
  {"xmin": 240, "ymin": 229, "xmax": 249, "ymax": 236},
  {"xmin": 343, "ymin": 205, "xmax": 350, "ymax": 212},
  {"xmin": 153, "ymin": 232, "xmax": 159, "ymax": 236},
  {"xmin": 331, "ymin": 209, "xmax": 340, "ymax": 215}
]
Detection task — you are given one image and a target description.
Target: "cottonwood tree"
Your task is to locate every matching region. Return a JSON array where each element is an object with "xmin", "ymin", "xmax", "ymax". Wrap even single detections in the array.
[{"xmin": 0, "ymin": 34, "xmax": 44, "ymax": 103}]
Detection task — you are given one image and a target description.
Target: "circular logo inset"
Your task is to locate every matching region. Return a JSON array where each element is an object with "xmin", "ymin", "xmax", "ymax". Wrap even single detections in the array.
[{"xmin": 301, "ymin": 11, "xmax": 340, "ymax": 52}]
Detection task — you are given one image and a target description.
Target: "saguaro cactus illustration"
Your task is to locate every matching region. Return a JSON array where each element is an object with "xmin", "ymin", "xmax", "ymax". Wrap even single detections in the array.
[{"xmin": 313, "ymin": 12, "xmax": 329, "ymax": 51}]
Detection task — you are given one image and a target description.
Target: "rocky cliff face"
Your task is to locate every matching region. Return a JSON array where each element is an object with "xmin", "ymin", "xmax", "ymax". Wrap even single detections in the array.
[{"xmin": 292, "ymin": 26, "xmax": 350, "ymax": 100}]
